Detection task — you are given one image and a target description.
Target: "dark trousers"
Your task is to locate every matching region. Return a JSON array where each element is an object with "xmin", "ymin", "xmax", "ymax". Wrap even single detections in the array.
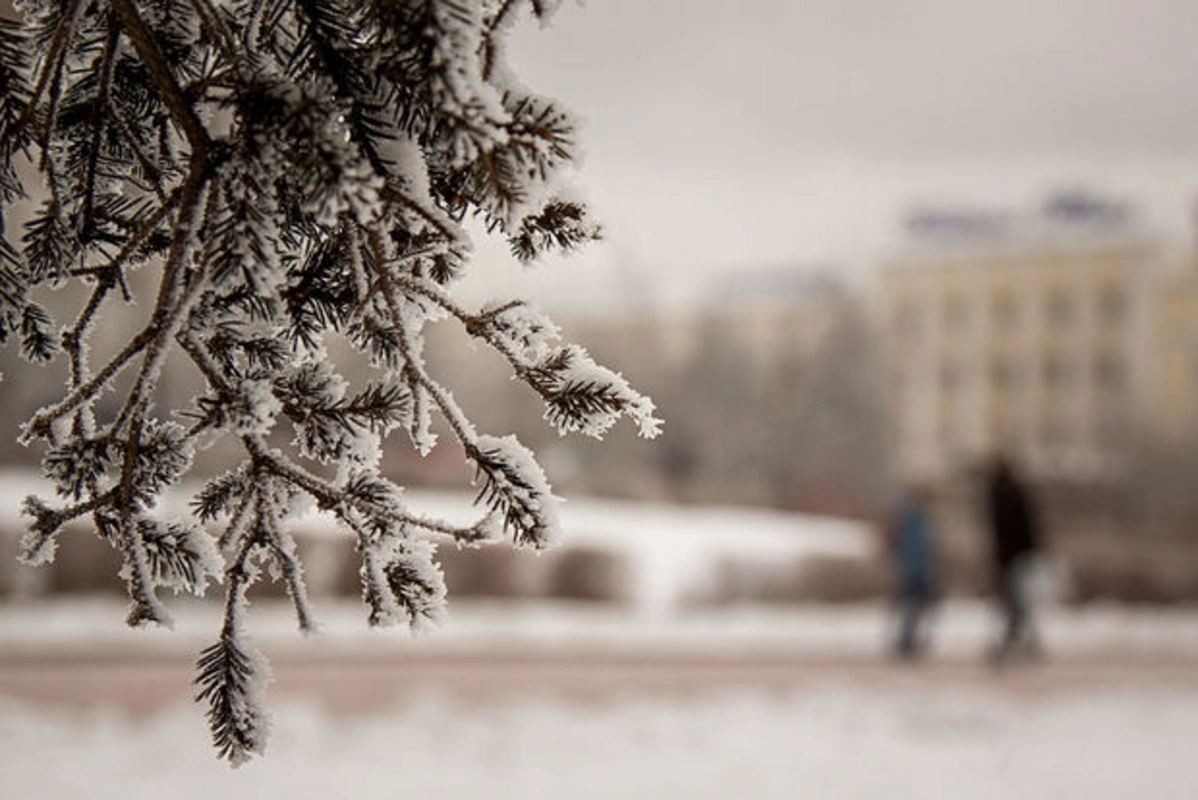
[
  {"xmin": 894, "ymin": 583, "xmax": 933, "ymax": 659},
  {"xmin": 993, "ymin": 556, "xmax": 1041, "ymax": 663}
]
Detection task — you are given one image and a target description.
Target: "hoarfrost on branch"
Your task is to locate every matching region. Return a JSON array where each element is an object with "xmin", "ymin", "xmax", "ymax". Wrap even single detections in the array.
[{"xmin": 0, "ymin": 0, "xmax": 659, "ymax": 764}]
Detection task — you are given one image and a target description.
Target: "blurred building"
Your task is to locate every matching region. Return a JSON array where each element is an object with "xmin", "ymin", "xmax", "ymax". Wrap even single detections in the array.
[
  {"xmin": 877, "ymin": 190, "xmax": 1183, "ymax": 483},
  {"xmin": 1151, "ymin": 256, "xmax": 1198, "ymax": 443}
]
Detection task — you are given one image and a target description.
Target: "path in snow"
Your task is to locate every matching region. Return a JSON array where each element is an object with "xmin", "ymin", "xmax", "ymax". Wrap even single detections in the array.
[
  {"xmin": 1, "ymin": 685, "xmax": 1196, "ymax": 800},
  {"xmin": 2, "ymin": 650, "xmax": 1197, "ymax": 717}
]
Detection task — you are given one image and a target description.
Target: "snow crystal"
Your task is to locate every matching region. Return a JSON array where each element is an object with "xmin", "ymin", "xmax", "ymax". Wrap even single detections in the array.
[
  {"xmin": 427, "ymin": 0, "xmax": 512, "ymax": 168},
  {"xmin": 408, "ymin": 385, "xmax": 439, "ymax": 456},
  {"xmin": 481, "ymin": 300, "xmax": 561, "ymax": 361},
  {"xmin": 230, "ymin": 635, "xmax": 274, "ymax": 767},
  {"xmin": 231, "ymin": 379, "xmax": 282, "ymax": 436},
  {"xmin": 539, "ymin": 345, "xmax": 663, "ymax": 439},
  {"xmin": 146, "ymin": 518, "xmax": 224, "ymax": 597},
  {"xmin": 361, "ymin": 536, "xmax": 448, "ymax": 631},
  {"xmin": 372, "ymin": 129, "xmax": 431, "ymax": 203},
  {"xmin": 474, "ymin": 433, "xmax": 562, "ymax": 548},
  {"xmin": 16, "ymin": 496, "xmax": 58, "ymax": 566},
  {"xmin": 185, "ymin": 524, "xmax": 225, "ymax": 595},
  {"xmin": 345, "ymin": 429, "xmax": 384, "ymax": 472}
]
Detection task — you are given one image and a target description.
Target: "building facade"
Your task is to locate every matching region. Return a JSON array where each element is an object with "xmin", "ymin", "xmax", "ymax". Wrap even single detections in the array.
[
  {"xmin": 1151, "ymin": 256, "xmax": 1198, "ymax": 444},
  {"xmin": 878, "ymin": 235, "xmax": 1163, "ymax": 482}
]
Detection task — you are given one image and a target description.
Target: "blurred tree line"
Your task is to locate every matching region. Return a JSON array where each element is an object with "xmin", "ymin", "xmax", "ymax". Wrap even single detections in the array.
[{"xmin": 381, "ymin": 282, "xmax": 897, "ymax": 520}]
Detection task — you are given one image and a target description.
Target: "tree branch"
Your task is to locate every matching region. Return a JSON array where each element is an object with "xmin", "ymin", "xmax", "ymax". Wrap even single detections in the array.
[
  {"xmin": 11, "ymin": 0, "xmax": 85, "ymax": 145},
  {"xmin": 110, "ymin": 0, "xmax": 212, "ymax": 158},
  {"xmin": 116, "ymin": 409, "xmax": 172, "ymax": 627},
  {"xmin": 22, "ymin": 323, "xmax": 156, "ymax": 443},
  {"xmin": 109, "ymin": 164, "xmax": 210, "ymax": 436},
  {"xmin": 80, "ymin": 18, "xmax": 122, "ymax": 240},
  {"xmin": 178, "ymin": 331, "xmax": 491, "ymax": 547},
  {"xmin": 245, "ymin": 435, "xmax": 490, "ymax": 545}
]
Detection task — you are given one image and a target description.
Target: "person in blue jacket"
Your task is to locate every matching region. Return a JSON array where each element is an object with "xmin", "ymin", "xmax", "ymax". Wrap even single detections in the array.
[{"xmin": 886, "ymin": 481, "xmax": 939, "ymax": 660}]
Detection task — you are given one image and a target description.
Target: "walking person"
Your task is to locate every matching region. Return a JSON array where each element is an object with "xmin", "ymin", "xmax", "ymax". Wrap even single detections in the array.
[
  {"xmin": 983, "ymin": 454, "xmax": 1045, "ymax": 665},
  {"xmin": 886, "ymin": 481, "xmax": 939, "ymax": 660}
]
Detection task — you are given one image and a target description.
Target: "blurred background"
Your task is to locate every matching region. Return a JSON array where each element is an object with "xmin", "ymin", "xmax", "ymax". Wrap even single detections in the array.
[{"xmin": 4, "ymin": 1, "xmax": 1198, "ymax": 797}]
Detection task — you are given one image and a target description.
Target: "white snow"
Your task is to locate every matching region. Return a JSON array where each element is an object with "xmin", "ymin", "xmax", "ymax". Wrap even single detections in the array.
[
  {"xmin": 3, "ymin": 476, "xmax": 1198, "ymax": 796},
  {"xmin": 540, "ymin": 344, "xmax": 663, "ymax": 439},
  {"xmin": 360, "ymin": 537, "xmax": 448, "ymax": 631},
  {"xmin": 231, "ymin": 379, "xmax": 283, "ymax": 437},
  {"xmin": 479, "ymin": 299, "xmax": 562, "ymax": 362},
  {"xmin": 0, "ymin": 685, "xmax": 1195, "ymax": 799},
  {"xmin": 473, "ymin": 433, "xmax": 561, "ymax": 548},
  {"xmin": 2, "ymin": 598, "xmax": 1198, "ymax": 661}
]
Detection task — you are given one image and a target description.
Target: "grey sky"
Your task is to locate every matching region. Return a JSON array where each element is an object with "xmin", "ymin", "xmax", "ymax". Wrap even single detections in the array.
[
  {"xmin": 518, "ymin": 0, "xmax": 1198, "ymax": 160},
  {"xmin": 463, "ymin": 1, "xmax": 1198, "ymax": 314},
  {"xmin": 6, "ymin": 0, "xmax": 1197, "ymax": 311}
]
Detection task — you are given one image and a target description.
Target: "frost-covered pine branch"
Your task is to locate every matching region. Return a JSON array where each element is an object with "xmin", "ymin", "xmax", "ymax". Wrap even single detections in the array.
[{"xmin": 0, "ymin": 0, "xmax": 660, "ymax": 764}]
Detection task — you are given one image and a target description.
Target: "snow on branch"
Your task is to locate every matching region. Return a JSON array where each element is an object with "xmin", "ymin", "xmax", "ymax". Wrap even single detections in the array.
[
  {"xmin": 195, "ymin": 634, "xmax": 272, "ymax": 766},
  {"xmin": 2, "ymin": 0, "xmax": 657, "ymax": 765},
  {"xmin": 360, "ymin": 536, "xmax": 448, "ymax": 629},
  {"xmin": 470, "ymin": 433, "xmax": 560, "ymax": 548}
]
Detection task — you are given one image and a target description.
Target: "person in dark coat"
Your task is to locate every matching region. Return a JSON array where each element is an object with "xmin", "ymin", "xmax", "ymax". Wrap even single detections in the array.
[
  {"xmin": 983, "ymin": 454, "xmax": 1044, "ymax": 664},
  {"xmin": 886, "ymin": 481, "xmax": 939, "ymax": 660}
]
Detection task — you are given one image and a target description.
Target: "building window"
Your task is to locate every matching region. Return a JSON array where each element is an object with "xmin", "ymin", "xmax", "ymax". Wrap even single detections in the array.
[
  {"xmin": 890, "ymin": 366, "xmax": 906, "ymax": 400},
  {"xmin": 1039, "ymin": 417, "xmax": 1065, "ymax": 448},
  {"xmin": 1100, "ymin": 284, "xmax": 1127, "ymax": 325},
  {"xmin": 1044, "ymin": 355, "xmax": 1071, "ymax": 388},
  {"xmin": 940, "ymin": 361, "xmax": 960, "ymax": 393},
  {"xmin": 990, "ymin": 358, "xmax": 1010, "ymax": 390},
  {"xmin": 1094, "ymin": 354, "xmax": 1125, "ymax": 391},
  {"xmin": 1047, "ymin": 289, "xmax": 1074, "ymax": 329},
  {"xmin": 894, "ymin": 301, "xmax": 922, "ymax": 340},
  {"xmin": 944, "ymin": 295, "xmax": 969, "ymax": 332},
  {"xmin": 992, "ymin": 292, "xmax": 1018, "ymax": 331}
]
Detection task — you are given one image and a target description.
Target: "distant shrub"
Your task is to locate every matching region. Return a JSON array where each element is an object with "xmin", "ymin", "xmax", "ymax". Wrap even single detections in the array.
[
  {"xmin": 546, "ymin": 546, "xmax": 631, "ymax": 604},
  {"xmin": 791, "ymin": 554, "xmax": 889, "ymax": 604},
  {"xmin": 1066, "ymin": 554, "xmax": 1198, "ymax": 605},
  {"xmin": 44, "ymin": 524, "xmax": 124, "ymax": 595},
  {"xmin": 693, "ymin": 552, "xmax": 888, "ymax": 606},
  {"xmin": 0, "ymin": 528, "xmax": 14, "ymax": 596},
  {"xmin": 441, "ymin": 545, "xmax": 548, "ymax": 599}
]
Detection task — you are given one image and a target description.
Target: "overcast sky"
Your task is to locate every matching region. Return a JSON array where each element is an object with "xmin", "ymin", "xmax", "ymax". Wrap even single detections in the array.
[
  {"xmin": 463, "ymin": 0, "xmax": 1198, "ymax": 314},
  {"xmin": 7, "ymin": 0, "xmax": 1197, "ymax": 313}
]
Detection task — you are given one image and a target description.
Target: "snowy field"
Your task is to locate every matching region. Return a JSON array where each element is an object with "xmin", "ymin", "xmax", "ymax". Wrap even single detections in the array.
[
  {"xmin": 2, "ymin": 685, "xmax": 1197, "ymax": 800},
  {"xmin": 4, "ymin": 474, "xmax": 1198, "ymax": 798},
  {"xmin": 3, "ymin": 600, "xmax": 1198, "ymax": 798},
  {"xmin": 4, "ymin": 596, "xmax": 1198, "ymax": 660}
]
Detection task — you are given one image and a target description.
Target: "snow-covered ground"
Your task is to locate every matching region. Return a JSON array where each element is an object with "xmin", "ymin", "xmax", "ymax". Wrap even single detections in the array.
[
  {"xmin": 2, "ymin": 685, "xmax": 1196, "ymax": 800},
  {"xmin": 5, "ymin": 598, "xmax": 1198, "ymax": 800},
  {"xmin": 4, "ymin": 597, "xmax": 1198, "ymax": 659},
  {"xmin": 4, "ymin": 473, "xmax": 1198, "ymax": 797}
]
